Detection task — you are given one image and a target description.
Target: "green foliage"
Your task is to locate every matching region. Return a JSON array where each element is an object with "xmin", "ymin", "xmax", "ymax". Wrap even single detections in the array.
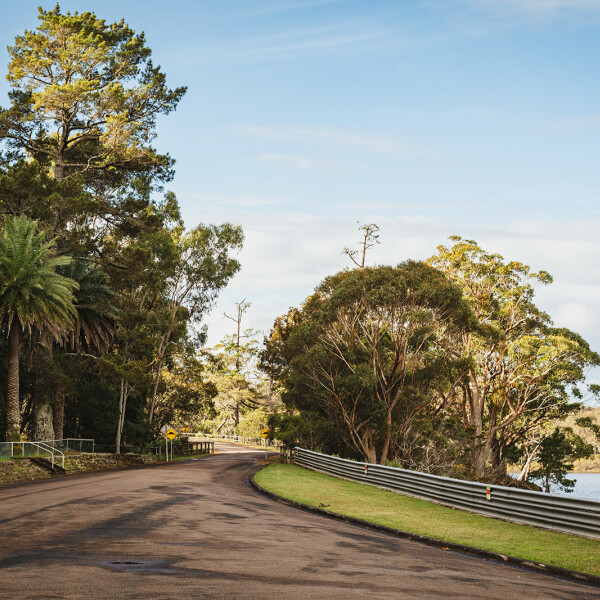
[
  {"xmin": 529, "ymin": 427, "xmax": 594, "ymax": 493},
  {"xmin": 0, "ymin": 215, "xmax": 77, "ymax": 335},
  {"xmin": 0, "ymin": 8, "xmax": 242, "ymax": 447},
  {"xmin": 1, "ymin": 5, "xmax": 186, "ymax": 182},
  {"xmin": 268, "ymin": 411, "xmax": 347, "ymax": 455},
  {"xmin": 235, "ymin": 407, "xmax": 269, "ymax": 438},
  {"xmin": 60, "ymin": 260, "xmax": 117, "ymax": 353},
  {"xmin": 264, "ymin": 261, "xmax": 475, "ymax": 464},
  {"xmin": 429, "ymin": 237, "xmax": 600, "ymax": 478},
  {"xmin": 155, "ymin": 351, "xmax": 218, "ymax": 428},
  {"xmin": 266, "ymin": 237, "xmax": 599, "ymax": 482},
  {"xmin": 0, "ymin": 215, "xmax": 78, "ymax": 439}
]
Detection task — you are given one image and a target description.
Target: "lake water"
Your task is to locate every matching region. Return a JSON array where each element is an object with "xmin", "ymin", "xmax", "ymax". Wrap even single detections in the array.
[
  {"xmin": 511, "ymin": 472, "xmax": 600, "ymax": 500},
  {"xmin": 556, "ymin": 472, "xmax": 600, "ymax": 501}
]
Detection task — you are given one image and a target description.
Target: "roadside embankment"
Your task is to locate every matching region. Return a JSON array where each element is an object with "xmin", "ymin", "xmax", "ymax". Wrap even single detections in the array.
[
  {"xmin": 0, "ymin": 453, "xmax": 156, "ymax": 485},
  {"xmin": 254, "ymin": 463, "xmax": 600, "ymax": 578}
]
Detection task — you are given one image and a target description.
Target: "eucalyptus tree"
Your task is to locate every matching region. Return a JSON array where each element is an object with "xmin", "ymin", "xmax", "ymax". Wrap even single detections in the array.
[
  {"xmin": 0, "ymin": 216, "xmax": 77, "ymax": 441},
  {"xmin": 147, "ymin": 222, "xmax": 244, "ymax": 424},
  {"xmin": 429, "ymin": 237, "xmax": 600, "ymax": 477},
  {"xmin": 343, "ymin": 222, "xmax": 380, "ymax": 269},
  {"xmin": 268, "ymin": 262, "xmax": 475, "ymax": 464}
]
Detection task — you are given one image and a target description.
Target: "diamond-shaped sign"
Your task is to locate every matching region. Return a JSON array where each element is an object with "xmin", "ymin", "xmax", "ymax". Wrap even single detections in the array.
[
  {"xmin": 165, "ymin": 428, "xmax": 178, "ymax": 440},
  {"xmin": 261, "ymin": 427, "xmax": 270, "ymax": 439}
]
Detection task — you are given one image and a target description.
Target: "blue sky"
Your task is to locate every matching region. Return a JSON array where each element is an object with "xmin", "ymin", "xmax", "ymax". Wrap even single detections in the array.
[{"xmin": 1, "ymin": 1, "xmax": 600, "ymax": 390}]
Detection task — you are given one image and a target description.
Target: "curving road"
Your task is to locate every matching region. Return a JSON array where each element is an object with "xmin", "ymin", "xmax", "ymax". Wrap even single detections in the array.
[{"xmin": 0, "ymin": 442, "xmax": 597, "ymax": 599}]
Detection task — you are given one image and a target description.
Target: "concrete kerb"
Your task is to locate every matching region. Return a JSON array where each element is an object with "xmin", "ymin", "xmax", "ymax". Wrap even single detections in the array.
[{"xmin": 249, "ymin": 468, "xmax": 600, "ymax": 590}]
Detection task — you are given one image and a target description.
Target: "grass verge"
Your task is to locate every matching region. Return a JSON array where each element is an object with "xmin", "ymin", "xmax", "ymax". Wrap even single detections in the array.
[{"xmin": 254, "ymin": 463, "xmax": 600, "ymax": 576}]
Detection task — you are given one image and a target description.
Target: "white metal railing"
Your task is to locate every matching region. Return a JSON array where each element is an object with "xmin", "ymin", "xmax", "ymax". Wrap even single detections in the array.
[
  {"xmin": 21, "ymin": 442, "xmax": 65, "ymax": 469},
  {"xmin": 0, "ymin": 438, "xmax": 94, "ymax": 460}
]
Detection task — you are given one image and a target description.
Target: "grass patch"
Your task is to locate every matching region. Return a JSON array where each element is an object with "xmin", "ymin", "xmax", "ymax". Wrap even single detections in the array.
[{"xmin": 255, "ymin": 464, "xmax": 600, "ymax": 576}]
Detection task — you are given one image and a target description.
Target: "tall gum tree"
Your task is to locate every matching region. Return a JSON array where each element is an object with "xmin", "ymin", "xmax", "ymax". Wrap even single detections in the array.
[
  {"xmin": 0, "ymin": 5, "xmax": 186, "ymax": 184},
  {"xmin": 429, "ymin": 237, "xmax": 600, "ymax": 478},
  {"xmin": 147, "ymin": 223, "xmax": 244, "ymax": 424}
]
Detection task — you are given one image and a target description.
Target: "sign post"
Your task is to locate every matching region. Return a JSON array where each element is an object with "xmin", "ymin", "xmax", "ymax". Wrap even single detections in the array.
[
  {"xmin": 160, "ymin": 424, "xmax": 169, "ymax": 461},
  {"xmin": 261, "ymin": 427, "xmax": 270, "ymax": 459},
  {"xmin": 160, "ymin": 424, "xmax": 178, "ymax": 461},
  {"xmin": 166, "ymin": 427, "xmax": 178, "ymax": 461}
]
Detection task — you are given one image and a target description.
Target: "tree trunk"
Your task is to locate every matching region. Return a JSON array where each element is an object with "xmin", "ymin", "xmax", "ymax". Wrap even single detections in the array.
[
  {"xmin": 6, "ymin": 321, "xmax": 21, "ymax": 442},
  {"xmin": 148, "ymin": 354, "xmax": 164, "ymax": 424},
  {"xmin": 472, "ymin": 430, "xmax": 495, "ymax": 478},
  {"xmin": 33, "ymin": 401, "xmax": 54, "ymax": 441},
  {"xmin": 33, "ymin": 349, "xmax": 55, "ymax": 441},
  {"xmin": 362, "ymin": 439, "xmax": 377, "ymax": 464},
  {"xmin": 517, "ymin": 454, "xmax": 533, "ymax": 482},
  {"xmin": 53, "ymin": 385, "xmax": 66, "ymax": 441},
  {"xmin": 359, "ymin": 430, "xmax": 377, "ymax": 464},
  {"xmin": 115, "ymin": 378, "xmax": 129, "ymax": 454},
  {"xmin": 379, "ymin": 409, "xmax": 393, "ymax": 464},
  {"xmin": 490, "ymin": 435, "xmax": 507, "ymax": 480}
]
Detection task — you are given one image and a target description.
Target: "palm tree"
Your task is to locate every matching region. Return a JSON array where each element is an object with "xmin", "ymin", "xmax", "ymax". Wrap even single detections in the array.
[
  {"xmin": 0, "ymin": 216, "xmax": 78, "ymax": 441},
  {"xmin": 52, "ymin": 260, "xmax": 117, "ymax": 438},
  {"xmin": 61, "ymin": 260, "xmax": 117, "ymax": 355}
]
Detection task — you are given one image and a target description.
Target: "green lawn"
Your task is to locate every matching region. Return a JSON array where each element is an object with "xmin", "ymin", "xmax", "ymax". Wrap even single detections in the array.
[{"xmin": 255, "ymin": 463, "xmax": 600, "ymax": 576}]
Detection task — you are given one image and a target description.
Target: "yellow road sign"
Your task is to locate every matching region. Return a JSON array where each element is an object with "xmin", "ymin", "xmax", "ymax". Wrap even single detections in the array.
[
  {"xmin": 166, "ymin": 428, "xmax": 178, "ymax": 440},
  {"xmin": 261, "ymin": 428, "xmax": 270, "ymax": 439}
]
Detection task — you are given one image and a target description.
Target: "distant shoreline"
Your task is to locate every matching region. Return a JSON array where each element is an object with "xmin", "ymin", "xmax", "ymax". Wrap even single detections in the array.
[{"xmin": 507, "ymin": 469, "xmax": 600, "ymax": 475}]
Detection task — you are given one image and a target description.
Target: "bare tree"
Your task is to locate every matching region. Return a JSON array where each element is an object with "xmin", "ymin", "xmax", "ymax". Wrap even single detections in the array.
[
  {"xmin": 224, "ymin": 299, "xmax": 252, "ymax": 425},
  {"xmin": 343, "ymin": 222, "xmax": 380, "ymax": 268},
  {"xmin": 224, "ymin": 299, "xmax": 251, "ymax": 371}
]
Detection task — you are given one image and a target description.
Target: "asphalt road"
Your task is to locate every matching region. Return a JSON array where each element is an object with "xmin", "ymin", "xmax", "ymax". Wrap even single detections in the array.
[{"xmin": 0, "ymin": 442, "xmax": 597, "ymax": 599}]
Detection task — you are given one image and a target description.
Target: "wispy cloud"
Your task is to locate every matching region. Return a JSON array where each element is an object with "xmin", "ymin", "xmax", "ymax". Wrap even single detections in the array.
[
  {"xmin": 224, "ymin": 0, "xmax": 349, "ymax": 19},
  {"xmin": 183, "ymin": 192, "xmax": 286, "ymax": 208},
  {"xmin": 241, "ymin": 125, "xmax": 420, "ymax": 159},
  {"xmin": 259, "ymin": 153, "xmax": 321, "ymax": 170},
  {"xmin": 192, "ymin": 22, "xmax": 392, "ymax": 67},
  {"xmin": 439, "ymin": 0, "xmax": 600, "ymax": 24},
  {"xmin": 557, "ymin": 114, "xmax": 600, "ymax": 129}
]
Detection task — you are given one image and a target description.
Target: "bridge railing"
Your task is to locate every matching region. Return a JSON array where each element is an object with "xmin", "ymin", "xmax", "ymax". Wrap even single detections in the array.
[
  {"xmin": 294, "ymin": 447, "xmax": 600, "ymax": 539},
  {"xmin": 184, "ymin": 433, "xmax": 282, "ymax": 448}
]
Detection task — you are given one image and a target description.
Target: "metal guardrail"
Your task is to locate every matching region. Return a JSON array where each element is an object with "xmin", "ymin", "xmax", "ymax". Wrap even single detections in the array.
[{"xmin": 294, "ymin": 447, "xmax": 600, "ymax": 539}]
